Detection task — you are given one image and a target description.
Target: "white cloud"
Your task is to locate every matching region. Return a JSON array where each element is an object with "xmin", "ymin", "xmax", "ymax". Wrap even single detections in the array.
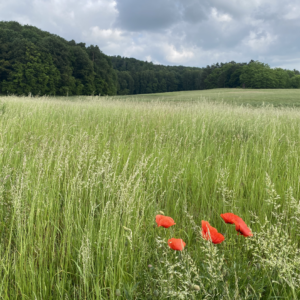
[
  {"xmin": 89, "ymin": 27, "xmax": 124, "ymax": 41},
  {"xmin": 282, "ymin": 4, "xmax": 300, "ymax": 20},
  {"xmin": 243, "ymin": 31, "xmax": 278, "ymax": 53},
  {"xmin": 211, "ymin": 7, "xmax": 232, "ymax": 22},
  {"xmin": 162, "ymin": 44, "xmax": 195, "ymax": 64}
]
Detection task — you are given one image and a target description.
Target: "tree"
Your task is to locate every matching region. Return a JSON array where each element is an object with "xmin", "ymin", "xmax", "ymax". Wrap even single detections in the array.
[
  {"xmin": 240, "ymin": 62, "xmax": 278, "ymax": 88},
  {"xmin": 0, "ymin": 21, "xmax": 118, "ymax": 96},
  {"xmin": 2, "ymin": 41, "xmax": 60, "ymax": 95}
]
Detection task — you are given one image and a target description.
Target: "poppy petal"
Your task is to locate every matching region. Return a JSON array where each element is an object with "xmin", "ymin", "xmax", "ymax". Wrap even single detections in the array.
[
  {"xmin": 156, "ymin": 215, "xmax": 176, "ymax": 228},
  {"xmin": 155, "ymin": 215, "xmax": 164, "ymax": 226},
  {"xmin": 221, "ymin": 213, "xmax": 253, "ymax": 237},
  {"xmin": 220, "ymin": 213, "xmax": 239, "ymax": 224},
  {"xmin": 168, "ymin": 238, "xmax": 186, "ymax": 251},
  {"xmin": 201, "ymin": 221, "xmax": 225, "ymax": 244},
  {"xmin": 235, "ymin": 219, "xmax": 253, "ymax": 237}
]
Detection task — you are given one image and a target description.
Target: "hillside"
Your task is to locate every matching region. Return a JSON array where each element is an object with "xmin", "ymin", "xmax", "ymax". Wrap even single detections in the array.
[
  {"xmin": 1, "ymin": 21, "xmax": 300, "ymax": 96},
  {"xmin": 0, "ymin": 21, "xmax": 117, "ymax": 96}
]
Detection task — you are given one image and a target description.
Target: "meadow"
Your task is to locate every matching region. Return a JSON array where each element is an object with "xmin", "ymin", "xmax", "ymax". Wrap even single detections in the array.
[
  {"xmin": 114, "ymin": 88, "xmax": 300, "ymax": 107},
  {"xmin": 0, "ymin": 89, "xmax": 299, "ymax": 299}
]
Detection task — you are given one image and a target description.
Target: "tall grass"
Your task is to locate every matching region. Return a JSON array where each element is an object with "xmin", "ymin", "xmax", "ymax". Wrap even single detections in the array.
[{"xmin": 0, "ymin": 95, "xmax": 299, "ymax": 299}]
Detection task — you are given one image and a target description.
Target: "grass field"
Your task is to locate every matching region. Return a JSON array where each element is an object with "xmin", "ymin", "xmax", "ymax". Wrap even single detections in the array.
[
  {"xmin": 114, "ymin": 88, "xmax": 300, "ymax": 107},
  {"xmin": 0, "ymin": 89, "xmax": 300, "ymax": 299}
]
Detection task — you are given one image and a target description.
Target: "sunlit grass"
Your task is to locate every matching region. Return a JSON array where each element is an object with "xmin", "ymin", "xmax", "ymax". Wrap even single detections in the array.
[
  {"xmin": 113, "ymin": 88, "xmax": 300, "ymax": 107},
  {"xmin": 0, "ymin": 94, "xmax": 299, "ymax": 299}
]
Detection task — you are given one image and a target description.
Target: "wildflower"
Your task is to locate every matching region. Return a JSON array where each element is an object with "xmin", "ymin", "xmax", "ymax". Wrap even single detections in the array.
[
  {"xmin": 156, "ymin": 214, "xmax": 176, "ymax": 228},
  {"xmin": 220, "ymin": 212, "xmax": 239, "ymax": 224},
  {"xmin": 235, "ymin": 218, "xmax": 253, "ymax": 237},
  {"xmin": 220, "ymin": 213, "xmax": 253, "ymax": 237},
  {"xmin": 201, "ymin": 221, "xmax": 225, "ymax": 244},
  {"xmin": 168, "ymin": 238, "xmax": 186, "ymax": 251}
]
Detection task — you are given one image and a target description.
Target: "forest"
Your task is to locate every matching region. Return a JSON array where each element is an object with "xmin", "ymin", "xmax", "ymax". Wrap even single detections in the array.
[{"xmin": 1, "ymin": 21, "xmax": 300, "ymax": 96}]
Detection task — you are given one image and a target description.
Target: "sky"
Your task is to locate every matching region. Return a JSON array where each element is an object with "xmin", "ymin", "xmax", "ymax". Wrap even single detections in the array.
[{"xmin": 1, "ymin": 0, "xmax": 300, "ymax": 69}]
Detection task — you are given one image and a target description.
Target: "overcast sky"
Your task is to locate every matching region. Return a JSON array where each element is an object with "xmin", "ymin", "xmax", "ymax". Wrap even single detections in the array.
[{"xmin": 1, "ymin": 0, "xmax": 300, "ymax": 69}]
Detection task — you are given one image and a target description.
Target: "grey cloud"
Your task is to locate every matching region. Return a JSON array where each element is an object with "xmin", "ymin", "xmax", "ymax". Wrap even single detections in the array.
[
  {"xmin": 114, "ymin": 0, "xmax": 181, "ymax": 31},
  {"xmin": 181, "ymin": 2, "xmax": 209, "ymax": 24}
]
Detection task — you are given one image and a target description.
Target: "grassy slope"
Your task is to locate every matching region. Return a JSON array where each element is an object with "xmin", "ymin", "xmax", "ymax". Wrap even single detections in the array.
[{"xmin": 0, "ymin": 91, "xmax": 299, "ymax": 299}]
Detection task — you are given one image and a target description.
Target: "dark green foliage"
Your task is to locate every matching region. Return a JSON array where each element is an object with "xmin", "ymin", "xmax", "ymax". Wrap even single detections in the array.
[
  {"xmin": 2, "ymin": 41, "xmax": 60, "ymax": 95},
  {"xmin": 1, "ymin": 21, "xmax": 300, "ymax": 96},
  {"xmin": 110, "ymin": 56, "xmax": 184, "ymax": 95},
  {"xmin": 204, "ymin": 62, "xmax": 246, "ymax": 89},
  {"xmin": 117, "ymin": 71, "xmax": 134, "ymax": 95},
  {"xmin": 86, "ymin": 45, "xmax": 117, "ymax": 95},
  {"xmin": 0, "ymin": 21, "xmax": 118, "ymax": 96},
  {"xmin": 240, "ymin": 61, "xmax": 300, "ymax": 89},
  {"xmin": 111, "ymin": 56, "xmax": 300, "ymax": 95}
]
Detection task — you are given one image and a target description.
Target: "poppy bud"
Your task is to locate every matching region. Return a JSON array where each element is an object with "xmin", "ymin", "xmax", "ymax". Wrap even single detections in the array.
[
  {"xmin": 153, "ymin": 290, "xmax": 159, "ymax": 296},
  {"xmin": 193, "ymin": 285, "xmax": 200, "ymax": 291},
  {"xmin": 115, "ymin": 289, "xmax": 121, "ymax": 297}
]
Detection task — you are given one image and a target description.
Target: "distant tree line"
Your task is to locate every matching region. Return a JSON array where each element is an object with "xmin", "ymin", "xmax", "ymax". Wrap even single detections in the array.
[
  {"xmin": 111, "ymin": 57, "xmax": 300, "ymax": 95},
  {"xmin": 1, "ymin": 21, "xmax": 300, "ymax": 96}
]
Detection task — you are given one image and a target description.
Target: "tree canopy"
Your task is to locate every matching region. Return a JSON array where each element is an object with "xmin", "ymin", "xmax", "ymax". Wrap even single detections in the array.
[
  {"xmin": 110, "ymin": 57, "xmax": 300, "ymax": 95},
  {"xmin": 0, "ymin": 21, "xmax": 117, "ymax": 96},
  {"xmin": 1, "ymin": 21, "xmax": 300, "ymax": 96}
]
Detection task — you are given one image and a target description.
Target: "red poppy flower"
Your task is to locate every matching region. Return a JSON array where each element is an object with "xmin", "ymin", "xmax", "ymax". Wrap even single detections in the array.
[
  {"xmin": 201, "ymin": 221, "xmax": 225, "ymax": 244},
  {"xmin": 155, "ymin": 214, "xmax": 164, "ymax": 225},
  {"xmin": 155, "ymin": 215, "xmax": 176, "ymax": 228},
  {"xmin": 220, "ymin": 213, "xmax": 253, "ymax": 237},
  {"xmin": 220, "ymin": 213, "xmax": 239, "ymax": 224},
  {"xmin": 168, "ymin": 238, "xmax": 186, "ymax": 251},
  {"xmin": 234, "ymin": 218, "xmax": 253, "ymax": 237}
]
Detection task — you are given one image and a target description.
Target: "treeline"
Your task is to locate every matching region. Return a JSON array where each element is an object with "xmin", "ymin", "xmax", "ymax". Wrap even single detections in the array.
[
  {"xmin": 1, "ymin": 21, "xmax": 300, "ymax": 96},
  {"xmin": 111, "ymin": 56, "xmax": 300, "ymax": 95},
  {"xmin": 0, "ymin": 21, "xmax": 117, "ymax": 96}
]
